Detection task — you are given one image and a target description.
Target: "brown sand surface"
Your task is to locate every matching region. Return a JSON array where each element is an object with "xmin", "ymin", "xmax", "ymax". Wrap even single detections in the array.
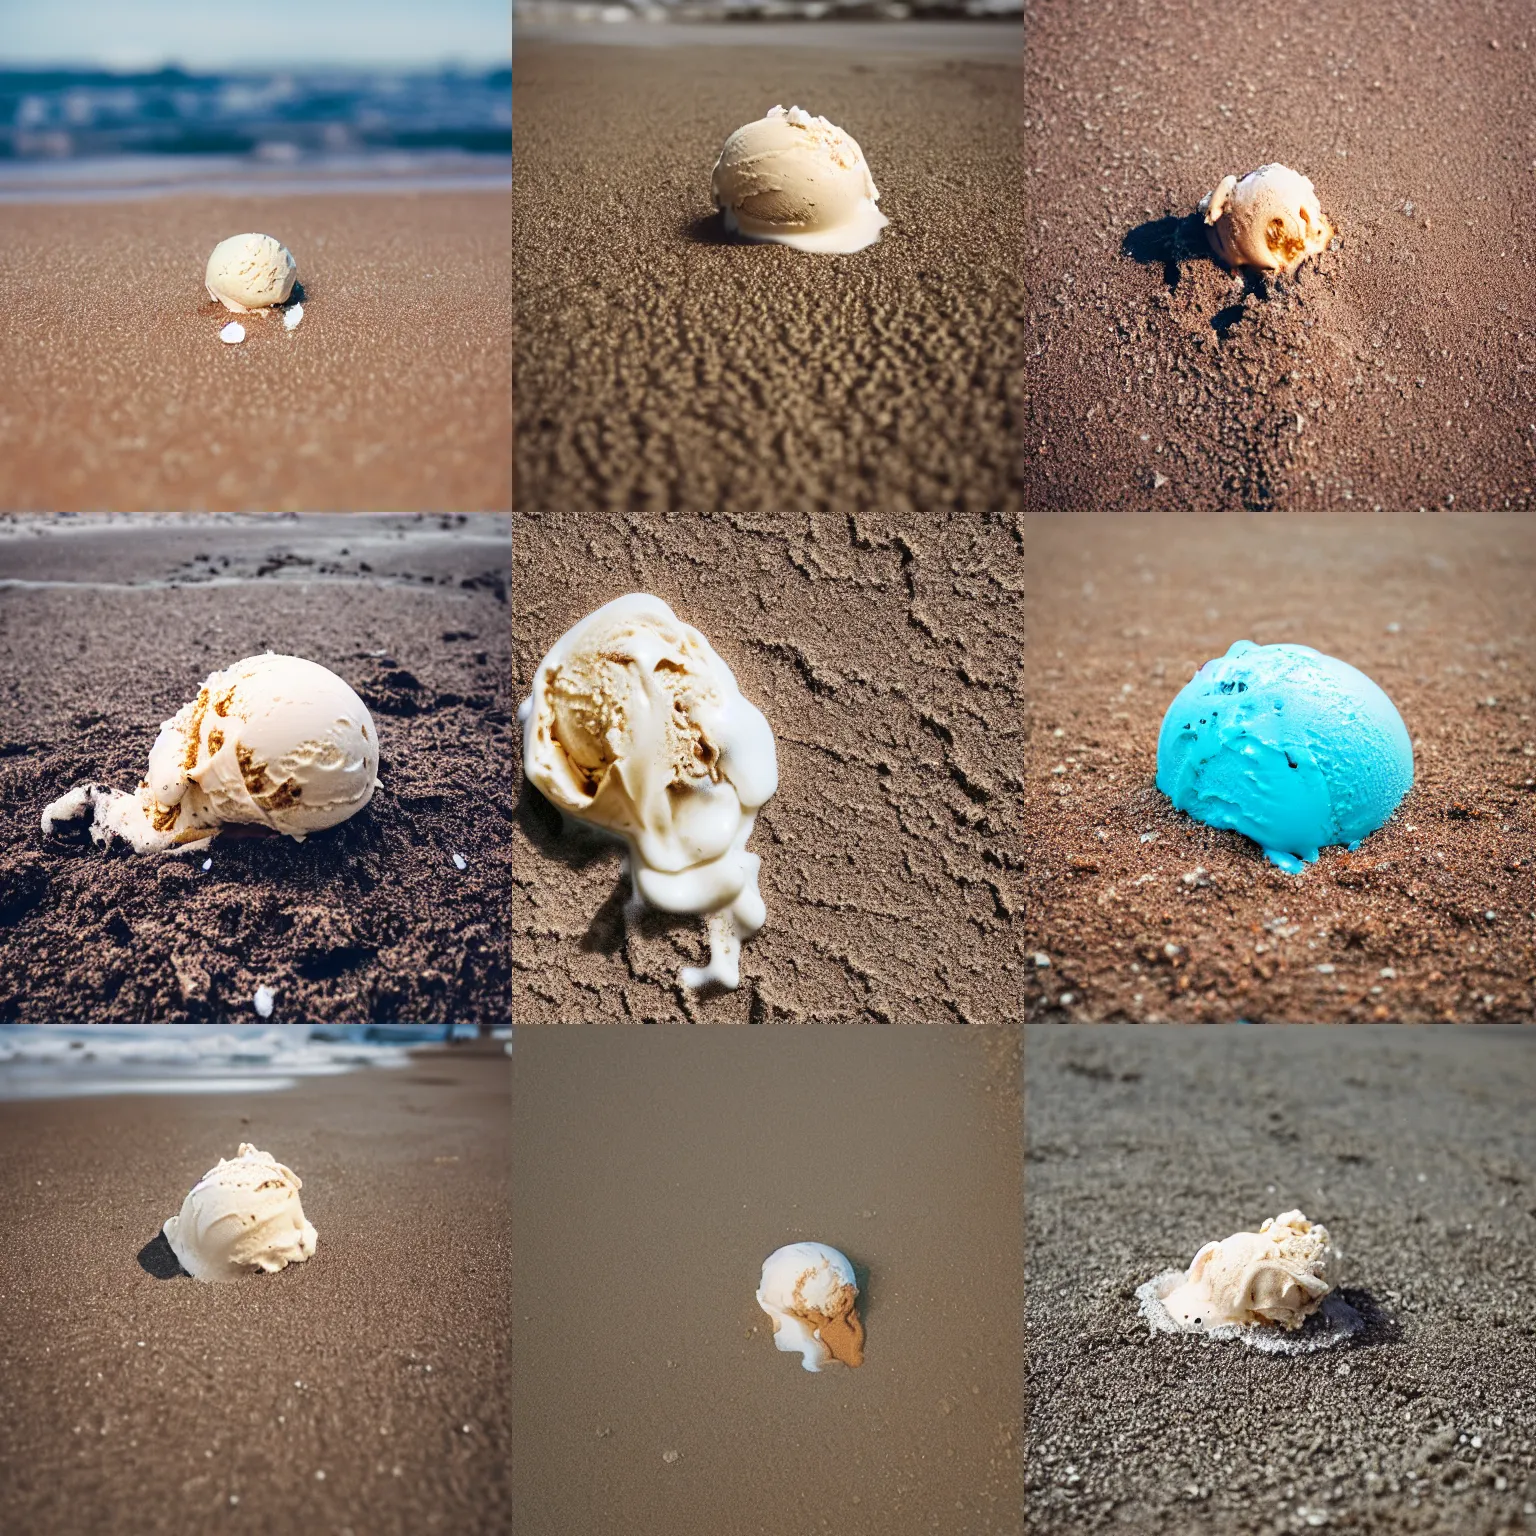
[
  {"xmin": 1022, "ymin": 0, "xmax": 1536, "ymax": 510},
  {"xmin": 1024, "ymin": 514, "xmax": 1536, "ymax": 1024},
  {"xmin": 511, "ymin": 1025, "xmax": 1023, "ymax": 1536},
  {"xmin": 0, "ymin": 514, "xmax": 512, "ymax": 1024},
  {"xmin": 0, "ymin": 193, "xmax": 511, "ymax": 512},
  {"xmin": 512, "ymin": 510, "xmax": 1027, "ymax": 1023},
  {"xmin": 512, "ymin": 29, "xmax": 1024, "ymax": 514},
  {"xmin": 1027, "ymin": 1024, "xmax": 1536, "ymax": 1535},
  {"xmin": 0, "ymin": 1051, "xmax": 510, "ymax": 1535}
]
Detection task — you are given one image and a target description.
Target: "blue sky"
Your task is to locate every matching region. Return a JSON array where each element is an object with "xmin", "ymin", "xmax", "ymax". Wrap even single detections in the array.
[{"xmin": 0, "ymin": 0, "xmax": 512, "ymax": 70}]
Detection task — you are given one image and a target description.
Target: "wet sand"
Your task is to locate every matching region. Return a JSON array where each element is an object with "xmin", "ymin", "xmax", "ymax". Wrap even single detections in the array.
[
  {"xmin": 512, "ymin": 1025, "xmax": 1023, "ymax": 1536},
  {"xmin": 0, "ymin": 1050, "xmax": 511, "ymax": 1535},
  {"xmin": 512, "ymin": 27, "xmax": 1024, "ymax": 514},
  {"xmin": 0, "ymin": 514, "xmax": 512, "ymax": 1024},
  {"xmin": 1024, "ymin": 514, "xmax": 1536, "ymax": 1024},
  {"xmin": 512, "ymin": 510, "xmax": 1027, "ymax": 1023},
  {"xmin": 1022, "ymin": 0, "xmax": 1536, "ymax": 510},
  {"xmin": 1026, "ymin": 1024, "xmax": 1536, "ymax": 1534},
  {"xmin": 0, "ymin": 193, "xmax": 511, "ymax": 512}
]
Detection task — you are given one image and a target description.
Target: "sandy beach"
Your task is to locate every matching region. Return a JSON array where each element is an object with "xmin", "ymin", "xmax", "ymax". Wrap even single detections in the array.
[
  {"xmin": 1024, "ymin": 514, "xmax": 1536, "ymax": 1024},
  {"xmin": 0, "ymin": 193, "xmax": 511, "ymax": 512},
  {"xmin": 1022, "ymin": 0, "xmax": 1536, "ymax": 510},
  {"xmin": 512, "ymin": 509, "xmax": 1027, "ymax": 1023},
  {"xmin": 0, "ymin": 1048, "xmax": 511, "ymax": 1535},
  {"xmin": 512, "ymin": 25, "xmax": 1024, "ymax": 514},
  {"xmin": 0, "ymin": 514, "xmax": 512, "ymax": 1024},
  {"xmin": 1026, "ymin": 1024, "xmax": 1536, "ymax": 1534},
  {"xmin": 512, "ymin": 1025, "xmax": 1023, "ymax": 1536}
]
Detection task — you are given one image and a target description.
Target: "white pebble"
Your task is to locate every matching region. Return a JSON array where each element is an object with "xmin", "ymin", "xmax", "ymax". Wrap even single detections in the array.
[
  {"xmin": 452, "ymin": 852, "xmax": 467, "ymax": 871},
  {"xmin": 219, "ymin": 321, "xmax": 245, "ymax": 345},
  {"xmin": 202, "ymin": 858, "xmax": 212, "ymax": 872},
  {"xmin": 284, "ymin": 302, "xmax": 304, "ymax": 331},
  {"xmin": 253, "ymin": 985, "xmax": 275, "ymax": 1019}
]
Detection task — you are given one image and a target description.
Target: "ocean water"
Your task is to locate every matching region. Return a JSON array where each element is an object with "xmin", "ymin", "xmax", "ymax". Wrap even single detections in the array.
[
  {"xmin": 0, "ymin": 66, "xmax": 511, "ymax": 199},
  {"xmin": 0, "ymin": 1024, "xmax": 505, "ymax": 1100}
]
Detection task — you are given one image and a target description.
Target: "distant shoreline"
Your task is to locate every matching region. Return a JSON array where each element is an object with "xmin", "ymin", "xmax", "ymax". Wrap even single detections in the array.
[{"xmin": 0, "ymin": 153, "xmax": 511, "ymax": 205}]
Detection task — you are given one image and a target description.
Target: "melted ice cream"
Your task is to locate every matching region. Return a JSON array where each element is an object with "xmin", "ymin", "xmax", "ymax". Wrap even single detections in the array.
[
  {"xmin": 756, "ymin": 1241, "xmax": 864, "ymax": 1372},
  {"xmin": 520, "ymin": 594, "xmax": 777, "ymax": 991}
]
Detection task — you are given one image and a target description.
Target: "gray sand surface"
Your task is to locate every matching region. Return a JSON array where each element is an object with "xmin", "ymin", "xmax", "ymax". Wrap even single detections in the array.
[
  {"xmin": 1026, "ymin": 1025, "xmax": 1536, "ymax": 1534},
  {"xmin": 513, "ymin": 30, "xmax": 1023, "ymax": 513},
  {"xmin": 0, "ymin": 1051, "xmax": 510, "ymax": 1535}
]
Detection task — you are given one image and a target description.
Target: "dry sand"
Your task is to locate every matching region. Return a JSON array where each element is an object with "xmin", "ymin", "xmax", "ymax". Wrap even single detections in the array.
[
  {"xmin": 1022, "ymin": 0, "xmax": 1536, "ymax": 510},
  {"xmin": 511, "ymin": 1025, "xmax": 1023, "ymax": 1536},
  {"xmin": 0, "ymin": 514, "xmax": 512, "ymax": 1024},
  {"xmin": 1026, "ymin": 1024, "xmax": 1536, "ymax": 1534},
  {"xmin": 0, "ymin": 194, "xmax": 511, "ymax": 512},
  {"xmin": 512, "ymin": 28, "xmax": 1024, "ymax": 514},
  {"xmin": 0, "ymin": 1049, "xmax": 511, "ymax": 1536},
  {"xmin": 512, "ymin": 510, "xmax": 1027, "ymax": 1023},
  {"xmin": 1024, "ymin": 514, "xmax": 1536, "ymax": 1024}
]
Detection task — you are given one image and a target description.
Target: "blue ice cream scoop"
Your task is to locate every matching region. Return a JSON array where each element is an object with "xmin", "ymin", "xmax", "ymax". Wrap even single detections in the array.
[{"xmin": 1156, "ymin": 641, "xmax": 1413, "ymax": 874}]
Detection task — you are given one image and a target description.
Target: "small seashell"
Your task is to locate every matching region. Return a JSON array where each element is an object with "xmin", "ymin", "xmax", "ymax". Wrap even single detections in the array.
[
  {"xmin": 284, "ymin": 303, "xmax": 304, "ymax": 332},
  {"xmin": 219, "ymin": 321, "xmax": 246, "ymax": 345},
  {"xmin": 253, "ymin": 985, "xmax": 274, "ymax": 1018}
]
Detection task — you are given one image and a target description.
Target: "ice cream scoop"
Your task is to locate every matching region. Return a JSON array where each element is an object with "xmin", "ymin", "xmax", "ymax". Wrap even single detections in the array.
[
  {"xmin": 520, "ymin": 594, "xmax": 777, "ymax": 991},
  {"xmin": 205, "ymin": 232, "xmax": 298, "ymax": 313},
  {"xmin": 1160, "ymin": 1211, "xmax": 1337, "ymax": 1332},
  {"xmin": 41, "ymin": 653, "xmax": 380, "ymax": 853},
  {"xmin": 756, "ymin": 1242, "xmax": 864, "ymax": 1372},
  {"xmin": 1156, "ymin": 640, "xmax": 1412, "ymax": 873},
  {"xmin": 1199, "ymin": 164, "xmax": 1332, "ymax": 275},
  {"xmin": 164, "ymin": 1143, "xmax": 318, "ymax": 1282},
  {"xmin": 712, "ymin": 105, "xmax": 888, "ymax": 255}
]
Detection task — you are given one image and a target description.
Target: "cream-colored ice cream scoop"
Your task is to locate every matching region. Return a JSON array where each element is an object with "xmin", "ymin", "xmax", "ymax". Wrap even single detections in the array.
[
  {"xmin": 520, "ymin": 594, "xmax": 777, "ymax": 991},
  {"xmin": 1161, "ymin": 1210, "xmax": 1338, "ymax": 1331},
  {"xmin": 756, "ymin": 1242, "xmax": 864, "ymax": 1372},
  {"xmin": 712, "ymin": 105, "xmax": 888, "ymax": 255},
  {"xmin": 1199, "ymin": 165, "xmax": 1332, "ymax": 275},
  {"xmin": 41, "ymin": 653, "xmax": 380, "ymax": 853},
  {"xmin": 164, "ymin": 1143, "xmax": 317, "ymax": 1282},
  {"xmin": 205, "ymin": 232, "xmax": 298, "ymax": 313}
]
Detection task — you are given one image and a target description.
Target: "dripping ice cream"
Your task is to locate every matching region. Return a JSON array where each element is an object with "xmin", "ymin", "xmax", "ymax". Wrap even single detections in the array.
[
  {"xmin": 41, "ymin": 653, "xmax": 380, "ymax": 853},
  {"xmin": 520, "ymin": 594, "xmax": 778, "ymax": 991},
  {"xmin": 711, "ymin": 105, "xmax": 888, "ymax": 255},
  {"xmin": 756, "ymin": 1242, "xmax": 865, "ymax": 1372},
  {"xmin": 1156, "ymin": 640, "xmax": 1413, "ymax": 873},
  {"xmin": 164, "ymin": 1143, "xmax": 318, "ymax": 1282},
  {"xmin": 1160, "ymin": 1210, "xmax": 1337, "ymax": 1331}
]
